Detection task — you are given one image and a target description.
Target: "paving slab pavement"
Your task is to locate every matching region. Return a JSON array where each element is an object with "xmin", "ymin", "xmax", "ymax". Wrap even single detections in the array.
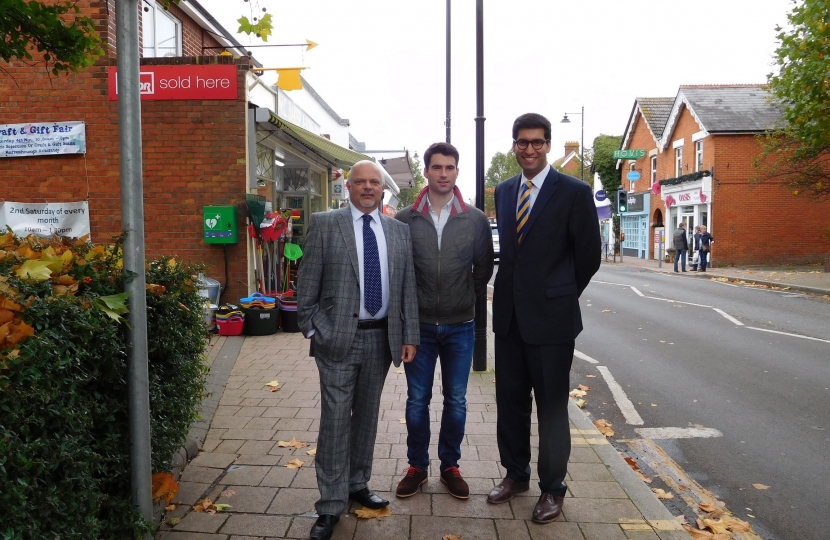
[
  {"xmin": 607, "ymin": 256, "xmax": 829, "ymax": 295},
  {"xmin": 159, "ymin": 330, "xmax": 690, "ymax": 540}
]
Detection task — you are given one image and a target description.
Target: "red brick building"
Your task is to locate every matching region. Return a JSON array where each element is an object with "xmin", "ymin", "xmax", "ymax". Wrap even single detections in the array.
[
  {"xmin": 617, "ymin": 85, "xmax": 830, "ymax": 266},
  {"xmin": 0, "ymin": 0, "xmax": 377, "ymax": 303}
]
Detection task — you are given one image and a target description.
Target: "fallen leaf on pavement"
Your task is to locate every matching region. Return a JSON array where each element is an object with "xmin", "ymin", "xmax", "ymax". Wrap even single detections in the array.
[
  {"xmin": 193, "ymin": 498, "xmax": 217, "ymax": 513},
  {"xmin": 265, "ymin": 380, "xmax": 280, "ymax": 391},
  {"xmin": 443, "ymin": 535, "xmax": 462, "ymax": 540},
  {"xmin": 219, "ymin": 489, "xmax": 236, "ymax": 498},
  {"xmin": 165, "ymin": 504, "xmax": 178, "ymax": 512},
  {"xmin": 752, "ymin": 483, "xmax": 770, "ymax": 490},
  {"xmin": 400, "ymin": 418, "xmax": 406, "ymax": 424},
  {"xmin": 286, "ymin": 459, "xmax": 305, "ymax": 469},
  {"xmin": 722, "ymin": 516, "xmax": 752, "ymax": 532},
  {"xmin": 569, "ymin": 388, "xmax": 586, "ymax": 398},
  {"xmin": 699, "ymin": 502, "xmax": 720, "ymax": 513},
  {"xmin": 586, "ymin": 374, "xmax": 596, "ymax": 378},
  {"xmin": 683, "ymin": 524, "xmax": 714, "ymax": 539},
  {"xmin": 701, "ymin": 518, "xmax": 730, "ymax": 534},
  {"xmin": 592, "ymin": 419, "xmax": 614, "ymax": 437},
  {"xmin": 623, "ymin": 457, "xmax": 639, "ymax": 470},
  {"xmin": 213, "ymin": 504, "xmax": 232, "ymax": 512},
  {"xmin": 574, "ymin": 399, "xmax": 586, "ymax": 408},
  {"xmin": 602, "ymin": 309, "xmax": 611, "ymax": 313},
  {"xmin": 652, "ymin": 488, "xmax": 674, "ymax": 500},
  {"xmin": 307, "ymin": 447, "xmax": 317, "ymax": 456},
  {"xmin": 675, "ymin": 515, "xmax": 688, "ymax": 525},
  {"xmin": 151, "ymin": 472, "xmax": 179, "ymax": 505},
  {"xmin": 395, "ymin": 370, "xmax": 404, "ymax": 374},
  {"xmin": 651, "ymin": 403, "xmax": 657, "ymax": 407},
  {"xmin": 354, "ymin": 506, "xmax": 392, "ymax": 519},
  {"xmin": 636, "ymin": 471, "xmax": 652, "ymax": 483},
  {"xmin": 577, "ymin": 384, "xmax": 590, "ymax": 391},
  {"xmin": 168, "ymin": 517, "xmax": 181, "ymax": 526},
  {"xmin": 277, "ymin": 437, "xmax": 308, "ymax": 449}
]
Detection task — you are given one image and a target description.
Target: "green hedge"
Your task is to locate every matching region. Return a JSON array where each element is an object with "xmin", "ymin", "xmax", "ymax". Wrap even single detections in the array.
[{"xmin": 0, "ymin": 234, "xmax": 209, "ymax": 539}]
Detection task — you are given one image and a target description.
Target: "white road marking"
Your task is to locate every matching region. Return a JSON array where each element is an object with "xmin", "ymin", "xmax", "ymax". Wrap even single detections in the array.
[
  {"xmin": 713, "ymin": 308, "xmax": 744, "ymax": 326},
  {"xmin": 746, "ymin": 327, "xmax": 830, "ymax": 344},
  {"xmin": 596, "ymin": 365, "xmax": 644, "ymax": 425},
  {"xmin": 635, "ymin": 427, "xmax": 723, "ymax": 439},
  {"xmin": 629, "ymin": 286, "xmax": 645, "ymax": 297},
  {"xmin": 573, "ymin": 349, "xmax": 599, "ymax": 364}
]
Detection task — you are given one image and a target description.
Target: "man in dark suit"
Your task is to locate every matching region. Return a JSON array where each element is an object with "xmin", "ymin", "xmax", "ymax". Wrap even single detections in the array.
[
  {"xmin": 486, "ymin": 113, "xmax": 601, "ymax": 523},
  {"xmin": 298, "ymin": 160, "xmax": 420, "ymax": 540}
]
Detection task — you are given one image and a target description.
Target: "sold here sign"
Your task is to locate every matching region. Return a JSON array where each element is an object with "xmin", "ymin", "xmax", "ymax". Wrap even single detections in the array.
[{"xmin": 108, "ymin": 64, "xmax": 237, "ymax": 100}]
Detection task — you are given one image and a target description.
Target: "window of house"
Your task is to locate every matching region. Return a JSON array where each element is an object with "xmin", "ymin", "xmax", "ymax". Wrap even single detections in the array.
[
  {"xmin": 675, "ymin": 147, "xmax": 683, "ymax": 177},
  {"xmin": 629, "ymin": 162, "xmax": 636, "ymax": 191},
  {"xmin": 142, "ymin": 1, "xmax": 182, "ymax": 57},
  {"xmin": 651, "ymin": 155, "xmax": 657, "ymax": 185},
  {"xmin": 695, "ymin": 140, "xmax": 704, "ymax": 172}
]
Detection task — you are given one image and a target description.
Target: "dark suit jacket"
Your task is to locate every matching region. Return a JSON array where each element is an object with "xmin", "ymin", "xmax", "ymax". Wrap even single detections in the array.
[
  {"xmin": 297, "ymin": 207, "xmax": 420, "ymax": 366},
  {"xmin": 493, "ymin": 168, "xmax": 601, "ymax": 345}
]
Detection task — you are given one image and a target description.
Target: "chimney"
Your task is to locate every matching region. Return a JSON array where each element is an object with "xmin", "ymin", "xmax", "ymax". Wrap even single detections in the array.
[{"xmin": 564, "ymin": 141, "xmax": 579, "ymax": 157}]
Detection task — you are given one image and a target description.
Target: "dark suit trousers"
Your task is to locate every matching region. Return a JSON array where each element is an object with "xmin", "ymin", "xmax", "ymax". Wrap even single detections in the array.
[
  {"xmin": 495, "ymin": 314, "xmax": 574, "ymax": 496},
  {"xmin": 314, "ymin": 327, "xmax": 392, "ymax": 515}
]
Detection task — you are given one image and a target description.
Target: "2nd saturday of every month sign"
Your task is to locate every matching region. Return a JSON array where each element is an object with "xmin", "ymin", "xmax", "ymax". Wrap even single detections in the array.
[
  {"xmin": 0, "ymin": 121, "xmax": 86, "ymax": 158},
  {"xmin": 0, "ymin": 202, "xmax": 91, "ymax": 240}
]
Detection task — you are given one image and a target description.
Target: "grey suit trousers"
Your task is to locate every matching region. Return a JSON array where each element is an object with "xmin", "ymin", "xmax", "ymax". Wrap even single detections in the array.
[{"xmin": 314, "ymin": 327, "xmax": 392, "ymax": 515}]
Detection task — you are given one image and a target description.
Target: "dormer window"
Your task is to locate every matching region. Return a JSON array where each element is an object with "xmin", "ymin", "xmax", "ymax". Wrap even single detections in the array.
[{"xmin": 142, "ymin": 1, "xmax": 182, "ymax": 57}]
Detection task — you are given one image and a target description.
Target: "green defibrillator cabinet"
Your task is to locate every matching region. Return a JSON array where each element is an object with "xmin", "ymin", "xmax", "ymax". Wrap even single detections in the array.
[{"xmin": 203, "ymin": 205, "xmax": 238, "ymax": 244}]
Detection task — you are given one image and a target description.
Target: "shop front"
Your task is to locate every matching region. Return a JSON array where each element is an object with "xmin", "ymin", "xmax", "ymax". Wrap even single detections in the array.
[
  {"xmin": 620, "ymin": 192, "xmax": 651, "ymax": 259},
  {"xmin": 660, "ymin": 174, "xmax": 712, "ymax": 263}
]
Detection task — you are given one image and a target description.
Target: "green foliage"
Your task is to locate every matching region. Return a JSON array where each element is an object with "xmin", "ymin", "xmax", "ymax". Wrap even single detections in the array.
[
  {"xmin": 397, "ymin": 156, "xmax": 428, "ymax": 209},
  {"xmin": 485, "ymin": 151, "xmax": 522, "ymax": 187},
  {"xmin": 553, "ymin": 147, "xmax": 593, "ymax": 185},
  {"xmin": 1, "ymin": 0, "xmax": 104, "ymax": 75},
  {"xmin": 592, "ymin": 134, "xmax": 624, "ymax": 247},
  {"xmin": 238, "ymin": 13, "xmax": 273, "ymax": 41},
  {"xmin": 757, "ymin": 0, "xmax": 830, "ymax": 200},
  {"xmin": 0, "ymin": 236, "xmax": 209, "ymax": 539}
]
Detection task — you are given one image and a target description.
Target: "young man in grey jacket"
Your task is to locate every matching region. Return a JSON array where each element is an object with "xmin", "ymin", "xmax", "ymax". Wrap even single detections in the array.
[{"xmin": 395, "ymin": 142, "xmax": 494, "ymax": 499}]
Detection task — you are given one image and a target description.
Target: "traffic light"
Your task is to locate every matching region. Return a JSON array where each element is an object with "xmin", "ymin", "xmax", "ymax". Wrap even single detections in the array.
[{"xmin": 616, "ymin": 189, "xmax": 629, "ymax": 213}]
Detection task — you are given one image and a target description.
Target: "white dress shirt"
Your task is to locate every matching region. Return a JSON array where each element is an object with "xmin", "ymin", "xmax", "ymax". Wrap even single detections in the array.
[
  {"xmin": 427, "ymin": 194, "xmax": 454, "ymax": 249},
  {"xmin": 350, "ymin": 202, "xmax": 389, "ymax": 320},
  {"xmin": 516, "ymin": 163, "xmax": 551, "ymax": 214}
]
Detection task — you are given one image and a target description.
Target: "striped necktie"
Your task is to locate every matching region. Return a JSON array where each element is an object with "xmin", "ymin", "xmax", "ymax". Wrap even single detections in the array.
[
  {"xmin": 362, "ymin": 214, "xmax": 382, "ymax": 316},
  {"xmin": 516, "ymin": 179, "xmax": 533, "ymax": 244}
]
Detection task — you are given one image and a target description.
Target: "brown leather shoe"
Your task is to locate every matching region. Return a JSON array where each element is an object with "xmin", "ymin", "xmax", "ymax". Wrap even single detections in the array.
[
  {"xmin": 440, "ymin": 466, "xmax": 469, "ymax": 499},
  {"xmin": 486, "ymin": 477, "xmax": 529, "ymax": 504},
  {"xmin": 532, "ymin": 492, "xmax": 565, "ymax": 523},
  {"xmin": 396, "ymin": 466, "xmax": 428, "ymax": 498}
]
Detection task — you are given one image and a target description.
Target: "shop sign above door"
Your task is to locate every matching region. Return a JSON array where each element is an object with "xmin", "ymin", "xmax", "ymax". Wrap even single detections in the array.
[
  {"xmin": 613, "ymin": 149, "xmax": 646, "ymax": 159},
  {"xmin": 108, "ymin": 65, "xmax": 237, "ymax": 100}
]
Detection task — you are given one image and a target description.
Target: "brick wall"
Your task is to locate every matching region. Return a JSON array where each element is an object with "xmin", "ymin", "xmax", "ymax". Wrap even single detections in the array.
[
  {"xmin": 711, "ymin": 134, "xmax": 830, "ymax": 266},
  {"xmin": 1, "ymin": 0, "xmax": 253, "ymax": 303}
]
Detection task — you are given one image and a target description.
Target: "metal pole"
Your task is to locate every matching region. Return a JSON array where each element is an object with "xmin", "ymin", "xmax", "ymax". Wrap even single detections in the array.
[
  {"xmin": 116, "ymin": 0, "xmax": 153, "ymax": 534},
  {"xmin": 658, "ymin": 238, "xmax": 664, "ymax": 268},
  {"xmin": 473, "ymin": 0, "xmax": 487, "ymax": 372},
  {"xmin": 445, "ymin": 0, "xmax": 451, "ymax": 143},
  {"xmin": 580, "ymin": 105, "xmax": 584, "ymax": 182}
]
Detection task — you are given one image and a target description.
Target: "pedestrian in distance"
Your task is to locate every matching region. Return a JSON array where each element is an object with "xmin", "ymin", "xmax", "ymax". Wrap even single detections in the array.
[
  {"xmin": 673, "ymin": 222, "xmax": 689, "ymax": 272},
  {"xmin": 297, "ymin": 160, "xmax": 420, "ymax": 540},
  {"xmin": 394, "ymin": 142, "xmax": 494, "ymax": 500},
  {"xmin": 489, "ymin": 113, "xmax": 601, "ymax": 523},
  {"xmin": 698, "ymin": 225, "xmax": 714, "ymax": 272},
  {"xmin": 691, "ymin": 225, "xmax": 702, "ymax": 271}
]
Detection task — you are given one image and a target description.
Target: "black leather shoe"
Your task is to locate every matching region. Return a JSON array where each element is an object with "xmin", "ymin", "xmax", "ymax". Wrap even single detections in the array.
[
  {"xmin": 348, "ymin": 487, "xmax": 389, "ymax": 509},
  {"xmin": 309, "ymin": 514, "xmax": 339, "ymax": 540}
]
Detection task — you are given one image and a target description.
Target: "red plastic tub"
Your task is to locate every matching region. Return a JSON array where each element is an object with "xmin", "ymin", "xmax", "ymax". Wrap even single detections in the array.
[{"xmin": 217, "ymin": 319, "xmax": 244, "ymax": 336}]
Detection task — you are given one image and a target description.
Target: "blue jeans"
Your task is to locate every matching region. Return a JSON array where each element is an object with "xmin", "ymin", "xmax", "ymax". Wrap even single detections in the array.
[
  {"xmin": 404, "ymin": 321, "xmax": 474, "ymax": 472},
  {"xmin": 699, "ymin": 249, "xmax": 709, "ymax": 271},
  {"xmin": 674, "ymin": 249, "xmax": 687, "ymax": 272}
]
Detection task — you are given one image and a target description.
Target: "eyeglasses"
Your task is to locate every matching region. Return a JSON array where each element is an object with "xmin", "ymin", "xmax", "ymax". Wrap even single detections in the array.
[{"xmin": 514, "ymin": 138, "xmax": 549, "ymax": 150}]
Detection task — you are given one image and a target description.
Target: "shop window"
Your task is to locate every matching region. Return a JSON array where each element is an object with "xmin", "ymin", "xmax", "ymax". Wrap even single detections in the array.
[
  {"xmin": 142, "ymin": 1, "xmax": 182, "ymax": 57},
  {"xmin": 256, "ymin": 145, "xmax": 275, "ymax": 185},
  {"xmin": 284, "ymin": 168, "xmax": 309, "ymax": 191},
  {"xmin": 309, "ymin": 171, "xmax": 322, "ymax": 195},
  {"xmin": 695, "ymin": 140, "xmax": 704, "ymax": 172},
  {"xmin": 675, "ymin": 147, "xmax": 683, "ymax": 177},
  {"xmin": 651, "ymin": 155, "xmax": 657, "ymax": 185}
]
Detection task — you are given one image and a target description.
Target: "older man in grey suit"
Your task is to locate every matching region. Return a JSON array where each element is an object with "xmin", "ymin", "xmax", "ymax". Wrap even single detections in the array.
[{"xmin": 298, "ymin": 160, "xmax": 419, "ymax": 540}]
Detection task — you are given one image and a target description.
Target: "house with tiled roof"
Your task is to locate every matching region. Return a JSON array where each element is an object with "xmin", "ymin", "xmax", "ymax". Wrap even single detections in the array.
[{"xmin": 617, "ymin": 85, "xmax": 830, "ymax": 266}]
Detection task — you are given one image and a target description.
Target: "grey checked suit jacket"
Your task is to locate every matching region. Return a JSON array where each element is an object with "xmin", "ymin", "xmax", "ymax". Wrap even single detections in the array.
[{"xmin": 297, "ymin": 207, "xmax": 420, "ymax": 366}]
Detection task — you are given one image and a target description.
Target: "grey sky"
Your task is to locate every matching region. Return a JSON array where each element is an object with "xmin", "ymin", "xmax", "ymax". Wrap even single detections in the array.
[{"xmin": 200, "ymin": 0, "xmax": 791, "ymax": 197}]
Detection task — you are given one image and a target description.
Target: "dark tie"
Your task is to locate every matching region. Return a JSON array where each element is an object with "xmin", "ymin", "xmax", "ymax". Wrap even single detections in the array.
[
  {"xmin": 516, "ymin": 179, "xmax": 533, "ymax": 244},
  {"xmin": 362, "ymin": 214, "xmax": 382, "ymax": 316}
]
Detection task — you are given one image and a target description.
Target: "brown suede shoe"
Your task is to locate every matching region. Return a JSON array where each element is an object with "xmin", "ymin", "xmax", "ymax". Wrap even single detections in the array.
[
  {"xmin": 486, "ymin": 477, "xmax": 529, "ymax": 504},
  {"xmin": 395, "ymin": 466, "xmax": 428, "ymax": 498},
  {"xmin": 440, "ymin": 466, "xmax": 469, "ymax": 499},
  {"xmin": 532, "ymin": 492, "xmax": 565, "ymax": 523}
]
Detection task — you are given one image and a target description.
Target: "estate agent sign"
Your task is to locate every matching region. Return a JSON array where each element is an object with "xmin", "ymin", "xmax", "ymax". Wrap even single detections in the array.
[
  {"xmin": 0, "ymin": 121, "xmax": 86, "ymax": 158},
  {"xmin": 108, "ymin": 64, "xmax": 238, "ymax": 100}
]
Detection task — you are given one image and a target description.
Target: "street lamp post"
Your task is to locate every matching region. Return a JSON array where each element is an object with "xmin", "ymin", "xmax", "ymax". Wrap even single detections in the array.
[{"xmin": 560, "ymin": 106, "xmax": 584, "ymax": 182}]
